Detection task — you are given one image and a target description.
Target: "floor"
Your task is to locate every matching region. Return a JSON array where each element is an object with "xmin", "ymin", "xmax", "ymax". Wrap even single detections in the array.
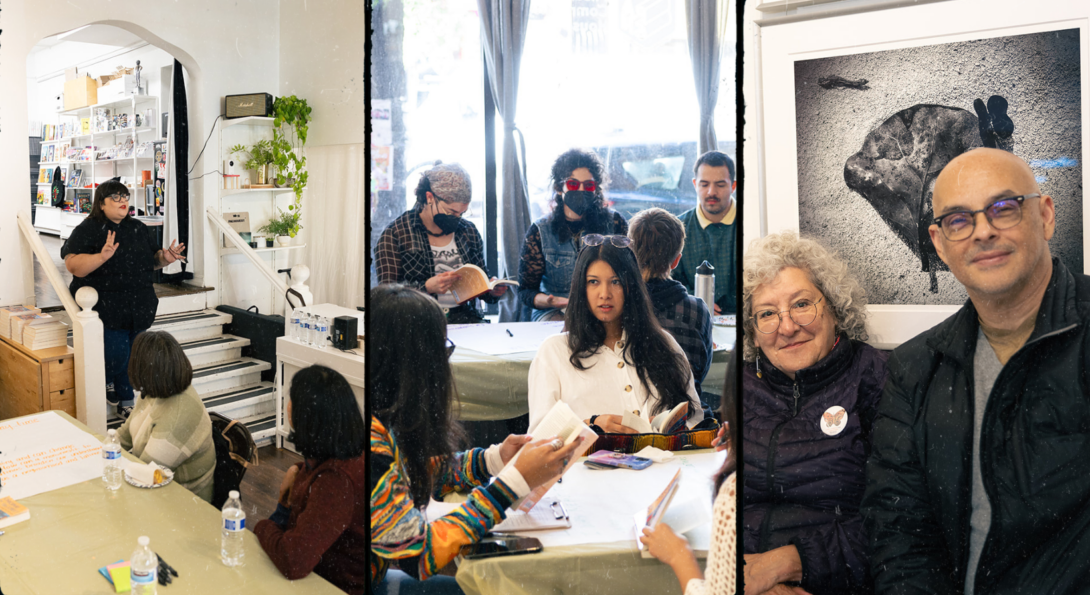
[{"xmin": 239, "ymin": 444, "xmax": 303, "ymax": 521}]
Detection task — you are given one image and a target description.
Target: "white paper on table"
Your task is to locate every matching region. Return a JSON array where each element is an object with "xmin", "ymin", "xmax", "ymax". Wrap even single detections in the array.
[
  {"xmin": 0, "ymin": 411, "xmax": 105, "ymax": 500},
  {"xmin": 448, "ymin": 322, "xmax": 565, "ymax": 356},
  {"xmin": 712, "ymin": 325, "xmax": 736, "ymax": 352}
]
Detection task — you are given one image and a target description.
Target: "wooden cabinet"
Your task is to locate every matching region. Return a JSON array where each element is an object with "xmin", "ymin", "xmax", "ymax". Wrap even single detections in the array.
[{"xmin": 0, "ymin": 335, "xmax": 76, "ymax": 420}]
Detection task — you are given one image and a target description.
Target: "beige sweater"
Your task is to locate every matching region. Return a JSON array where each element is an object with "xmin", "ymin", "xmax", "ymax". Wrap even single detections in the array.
[{"xmin": 117, "ymin": 385, "xmax": 216, "ymax": 502}]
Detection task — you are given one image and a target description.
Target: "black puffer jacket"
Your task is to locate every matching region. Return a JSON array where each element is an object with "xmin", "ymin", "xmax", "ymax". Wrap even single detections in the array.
[
  {"xmin": 863, "ymin": 259, "xmax": 1090, "ymax": 595},
  {"xmin": 744, "ymin": 336, "xmax": 889, "ymax": 595}
]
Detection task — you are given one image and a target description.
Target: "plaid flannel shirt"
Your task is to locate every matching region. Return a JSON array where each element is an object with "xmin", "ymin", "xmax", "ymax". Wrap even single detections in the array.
[{"xmin": 647, "ymin": 278, "xmax": 714, "ymax": 395}]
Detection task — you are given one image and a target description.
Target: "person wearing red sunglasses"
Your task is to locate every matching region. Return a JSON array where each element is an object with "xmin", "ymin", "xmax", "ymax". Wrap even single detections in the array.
[{"xmin": 518, "ymin": 148, "xmax": 629, "ymax": 321}]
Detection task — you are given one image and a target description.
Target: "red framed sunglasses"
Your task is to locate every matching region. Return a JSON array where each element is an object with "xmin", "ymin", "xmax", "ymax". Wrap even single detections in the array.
[{"xmin": 564, "ymin": 178, "xmax": 598, "ymax": 192}]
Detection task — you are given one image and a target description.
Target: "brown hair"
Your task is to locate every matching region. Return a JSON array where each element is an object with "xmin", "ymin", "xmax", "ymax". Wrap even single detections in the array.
[
  {"xmin": 89, "ymin": 179, "xmax": 131, "ymax": 223},
  {"xmin": 627, "ymin": 208, "xmax": 686, "ymax": 281},
  {"xmin": 128, "ymin": 331, "xmax": 193, "ymax": 398}
]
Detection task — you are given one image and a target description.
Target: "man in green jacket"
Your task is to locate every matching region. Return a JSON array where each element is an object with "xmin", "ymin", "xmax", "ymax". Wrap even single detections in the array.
[{"xmin": 673, "ymin": 151, "xmax": 737, "ymax": 314}]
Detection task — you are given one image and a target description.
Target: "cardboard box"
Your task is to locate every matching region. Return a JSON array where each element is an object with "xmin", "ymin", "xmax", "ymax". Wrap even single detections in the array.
[
  {"xmin": 97, "ymin": 78, "xmax": 125, "ymax": 104},
  {"xmin": 63, "ymin": 76, "xmax": 97, "ymax": 110}
]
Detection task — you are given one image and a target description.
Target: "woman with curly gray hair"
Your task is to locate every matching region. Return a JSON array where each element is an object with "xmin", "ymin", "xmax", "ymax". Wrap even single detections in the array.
[{"xmin": 740, "ymin": 231, "xmax": 888, "ymax": 595}]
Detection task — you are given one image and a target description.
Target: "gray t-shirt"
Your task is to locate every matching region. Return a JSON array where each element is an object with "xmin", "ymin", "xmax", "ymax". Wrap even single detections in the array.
[
  {"xmin": 966, "ymin": 327, "xmax": 1003, "ymax": 595},
  {"xmin": 431, "ymin": 237, "xmax": 462, "ymax": 308}
]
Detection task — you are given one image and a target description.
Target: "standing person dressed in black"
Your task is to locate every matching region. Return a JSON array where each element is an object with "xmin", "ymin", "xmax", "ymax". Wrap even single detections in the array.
[
  {"xmin": 519, "ymin": 149, "xmax": 628, "ymax": 322},
  {"xmin": 62, "ymin": 180, "xmax": 186, "ymax": 417},
  {"xmin": 374, "ymin": 162, "xmax": 505, "ymax": 324}
]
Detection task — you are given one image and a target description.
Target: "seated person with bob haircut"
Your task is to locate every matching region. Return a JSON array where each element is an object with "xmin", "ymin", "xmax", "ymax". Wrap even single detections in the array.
[{"xmin": 117, "ymin": 330, "xmax": 216, "ymax": 502}]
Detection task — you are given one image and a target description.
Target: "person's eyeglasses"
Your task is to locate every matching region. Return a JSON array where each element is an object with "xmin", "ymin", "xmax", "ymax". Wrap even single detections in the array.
[
  {"xmin": 445, "ymin": 338, "xmax": 456, "ymax": 359},
  {"xmin": 106, "ymin": 194, "xmax": 130, "ymax": 204},
  {"xmin": 752, "ymin": 297, "xmax": 824, "ymax": 334},
  {"xmin": 432, "ymin": 193, "xmax": 468, "ymax": 218},
  {"xmin": 932, "ymin": 194, "xmax": 1040, "ymax": 242},
  {"xmin": 565, "ymin": 178, "xmax": 598, "ymax": 193},
  {"xmin": 582, "ymin": 234, "xmax": 632, "ymax": 249}
]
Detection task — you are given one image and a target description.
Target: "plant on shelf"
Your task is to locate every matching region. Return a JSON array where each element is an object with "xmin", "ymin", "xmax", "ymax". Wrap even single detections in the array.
[
  {"xmin": 270, "ymin": 95, "xmax": 312, "ymax": 200},
  {"xmin": 257, "ymin": 203, "xmax": 303, "ymax": 241},
  {"xmin": 229, "ymin": 140, "xmax": 275, "ymax": 185}
]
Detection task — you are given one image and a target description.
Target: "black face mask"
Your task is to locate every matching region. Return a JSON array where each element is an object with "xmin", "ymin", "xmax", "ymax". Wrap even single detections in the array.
[
  {"xmin": 430, "ymin": 201, "xmax": 461, "ymax": 235},
  {"xmin": 562, "ymin": 190, "xmax": 594, "ymax": 217}
]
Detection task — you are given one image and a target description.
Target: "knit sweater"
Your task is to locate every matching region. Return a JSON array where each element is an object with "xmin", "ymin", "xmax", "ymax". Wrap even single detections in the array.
[
  {"xmin": 116, "ymin": 385, "xmax": 215, "ymax": 502},
  {"xmin": 673, "ymin": 207, "xmax": 737, "ymax": 314}
]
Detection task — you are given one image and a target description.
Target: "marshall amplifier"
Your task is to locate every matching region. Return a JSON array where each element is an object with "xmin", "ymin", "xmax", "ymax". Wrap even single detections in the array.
[{"xmin": 225, "ymin": 93, "xmax": 274, "ymax": 119}]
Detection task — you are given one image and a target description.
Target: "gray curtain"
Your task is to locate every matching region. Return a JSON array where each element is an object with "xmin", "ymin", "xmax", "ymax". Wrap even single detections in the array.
[
  {"xmin": 478, "ymin": 0, "xmax": 532, "ymax": 322},
  {"xmin": 686, "ymin": 0, "xmax": 731, "ymax": 154}
]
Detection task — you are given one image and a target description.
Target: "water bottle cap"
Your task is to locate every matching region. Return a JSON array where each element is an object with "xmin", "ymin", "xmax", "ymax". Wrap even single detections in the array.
[
  {"xmin": 107, "ymin": 429, "xmax": 117, "ymax": 436},
  {"xmin": 696, "ymin": 260, "xmax": 714, "ymax": 275},
  {"xmin": 138, "ymin": 536, "xmax": 149, "ymax": 546},
  {"xmin": 229, "ymin": 490, "xmax": 239, "ymax": 499}
]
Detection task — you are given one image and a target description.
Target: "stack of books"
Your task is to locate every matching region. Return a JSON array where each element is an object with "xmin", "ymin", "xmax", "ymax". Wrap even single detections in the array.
[
  {"xmin": 0, "ymin": 306, "xmax": 41, "ymax": 340},
  {"xmin": 10, "ymin": 313, "xmax": 56, "ymax": 345},
  {"xmin": 22, "ymin": 321, "xmax": 69, "ymax": 350}
]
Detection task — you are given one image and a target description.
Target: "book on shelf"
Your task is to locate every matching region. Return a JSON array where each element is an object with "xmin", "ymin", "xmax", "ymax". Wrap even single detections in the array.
[
  {"xmin": 22, "ymin": 321, "xmax": 70, "ymax": 350},
  {"xmin": 0, "ymin": 497, "xmax": 30, "ymax": 530},
  {"xmin": 38, "ymin": 168, "xmax": 50, "ymax": 184},
  {"xmin": 0, "ymin": 306, "xmax": 41, "ymax": 339},
  {"xmin": 67, "ymin": 169, "xmax": 83, "ymax": 188},
  {"xmin": 10, "ymin": 313, "xmax": 56, "ymax": 344},
  {"xmin": 620, "ymin": 401, "xmax": 691, "ymax": 435},
  {"xmin": 449, "ymin": 264, "xmax": 520, "ymax": 305},
  {"xmin": 503, "ymin": 401, "xmax": 597, "ymax": 513}
]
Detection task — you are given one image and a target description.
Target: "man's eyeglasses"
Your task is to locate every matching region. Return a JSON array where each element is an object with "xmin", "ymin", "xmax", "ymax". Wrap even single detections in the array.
[
  {"xmin": 445, "ymin": 338, "xmax": 456, "ymax": 359},
  {"xmin": 752, "ymin": 297, "xmax": 824, "ymax": 334},
  {"xmin": 565, "ymin": 178, "xmax": 598, "ymax": 193},
  {"xmin": 106, "ymin": 194, "xmax": 130, "ymax": 204},
  {"xmin": 932, "ymin": 194, "xmax": 1040, "ymax": 242},
  {"xmin": 582, "ymin": 234, "xmax": 632, "ymax": 249}
]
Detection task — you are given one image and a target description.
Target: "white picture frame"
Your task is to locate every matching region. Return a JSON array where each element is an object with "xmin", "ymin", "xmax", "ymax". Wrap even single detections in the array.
[{"xmin": 746, "ymin": 0, "xmax": 1090, "ymax": 349}]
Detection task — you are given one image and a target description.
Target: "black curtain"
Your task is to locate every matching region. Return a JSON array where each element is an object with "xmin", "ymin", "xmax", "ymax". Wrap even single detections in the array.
[{"xmin": 162, "ymin": 59, "xmax": 192, "ymax": 282}]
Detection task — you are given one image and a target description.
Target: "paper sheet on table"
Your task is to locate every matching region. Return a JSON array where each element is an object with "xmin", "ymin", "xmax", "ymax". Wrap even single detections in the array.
[
  {"xmin": 712, "ymin": 325, "xmax": 736, "ymax": 352},
  {"xmin": 0, "ymin": 411, "xmax": 105, "ymax": 500},
  {"xmin": 448, "ymin": 322, "xmax": 565, "ymax": 355}
]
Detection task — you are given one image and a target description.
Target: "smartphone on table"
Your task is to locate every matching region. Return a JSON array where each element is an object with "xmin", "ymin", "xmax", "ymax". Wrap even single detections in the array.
[{"xmin": 461, "ymin": 536, "xmax": 543, "ymax": 560}]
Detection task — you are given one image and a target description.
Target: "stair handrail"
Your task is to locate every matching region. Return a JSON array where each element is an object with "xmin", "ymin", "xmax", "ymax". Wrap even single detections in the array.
[
  {"xmin": 206, "ymin": 208, "xmax": 311, "ymax": 328},
  {"xmin": 16, "ymin": 211, "xmax": 107, "ymax": 434}
]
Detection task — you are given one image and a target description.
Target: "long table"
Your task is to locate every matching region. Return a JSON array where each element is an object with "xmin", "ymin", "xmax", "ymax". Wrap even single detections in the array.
[
  {"xmin": 451, "ymin": 449, "xmax": 726, "ymax": 595},
  {"xmin": 0, "ymin": 412, "xmax": 342, "ymax": 594},
  {"xmin": 450, "ymin": 322, "xmax": 736, "ymax": 421}
]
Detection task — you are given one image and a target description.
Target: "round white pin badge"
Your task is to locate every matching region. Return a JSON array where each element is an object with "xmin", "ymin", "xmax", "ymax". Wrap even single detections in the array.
[{"xmin": 820, "ymin": 406, "xmax": 848, "ymax": 436}]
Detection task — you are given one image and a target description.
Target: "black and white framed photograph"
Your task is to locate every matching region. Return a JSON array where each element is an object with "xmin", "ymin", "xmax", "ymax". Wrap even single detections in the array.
[{"xmin": 747, "ymin": 0, "xmax": 1089, "ymax": 347}]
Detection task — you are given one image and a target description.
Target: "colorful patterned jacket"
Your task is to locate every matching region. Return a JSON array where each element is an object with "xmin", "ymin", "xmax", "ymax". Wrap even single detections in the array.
[{"xmin": 369, "ymin": 416, "xmax": 518, "ymax": 590}]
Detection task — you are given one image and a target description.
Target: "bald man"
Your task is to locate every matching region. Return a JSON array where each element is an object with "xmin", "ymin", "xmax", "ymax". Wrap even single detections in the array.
[{"xmin": 862, "ymin": 148, "xmax": 1090, "ymax": 594}]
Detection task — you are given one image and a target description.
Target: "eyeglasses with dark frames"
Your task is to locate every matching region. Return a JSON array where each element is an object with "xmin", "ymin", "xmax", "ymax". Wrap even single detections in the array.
[
  {"xmin": 932, "ymin": 194, "xmax": 1041, "ymax": 242},
  {"xmin": 752, "ymin": 297, "xmax": 824, "ymax": 334},
  {"xmin": 106, "ymin": 194, "xmax": 130, "ymax": 204},
  {"xmin": 582, "ymin": 234, "xmax": 632, "ymax": 250},
  {"xmin": 565, "ymin": 178, "xmax": 598, "ymax": 193},
  {"xmin": 445, "ymin": 338, "xmax": 456, "ymax": 359}
]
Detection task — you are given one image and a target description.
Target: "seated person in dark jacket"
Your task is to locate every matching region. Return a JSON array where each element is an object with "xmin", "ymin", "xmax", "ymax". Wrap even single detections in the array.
[
  {"xmin": 742, "ymin": 231, "xmax": 888, "ymax": 595},
  {"xmin": 628, "ymin": 208, "xmax": 714, "ymax": 396},
  {"xmin": 863, "ymin": 148, "xmax": 1090, "ymax": 595},
  {"xmin": 374, "ymin": 162, "xmax": 505, "ymax": 324}
]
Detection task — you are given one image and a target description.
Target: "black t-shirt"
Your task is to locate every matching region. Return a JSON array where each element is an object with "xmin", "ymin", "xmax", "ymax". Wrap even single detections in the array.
[{"xmin": 61, "ymin": 216, "xmax": 160, "ymax": 331}]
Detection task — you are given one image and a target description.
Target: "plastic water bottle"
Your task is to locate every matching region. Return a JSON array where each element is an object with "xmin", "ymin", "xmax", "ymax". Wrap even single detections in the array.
[
  {"xmin": 289, "ymin": 309, "xmax": 302, "ymax": 341},
  {"xmin": 316, "ymin": 317, "xmax": 328, "ymax": 350},
  {"xmin": 130, "ymin": 536, "xmax": 158, "ymax": 594},
  {"xmin": 309, "ymin": 314, "xmax": 320, "ymax": 347},
  {"xmin": 221, "ymin": 490, "xmax": 246, "ymax": 567},
  {"xmin": 102, "ymin": 429, "xmax": 123, "ymax": 490}
]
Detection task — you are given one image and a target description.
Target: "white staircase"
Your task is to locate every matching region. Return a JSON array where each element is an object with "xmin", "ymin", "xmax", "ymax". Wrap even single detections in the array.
[{"xmin": 103, "ymin": 298, "xmax": 279, "ymax": 446}]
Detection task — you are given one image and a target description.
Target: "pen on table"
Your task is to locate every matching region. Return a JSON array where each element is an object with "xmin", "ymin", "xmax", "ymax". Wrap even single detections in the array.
[{"xmin": 506, "ymin": 329, "xmax": 514, "ymax": 337}]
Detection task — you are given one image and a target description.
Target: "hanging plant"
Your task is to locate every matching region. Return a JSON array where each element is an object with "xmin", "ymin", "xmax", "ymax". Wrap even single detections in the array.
[{"xmin": 271, "ymin": 95, "xmax": 312, "ymax": 201}]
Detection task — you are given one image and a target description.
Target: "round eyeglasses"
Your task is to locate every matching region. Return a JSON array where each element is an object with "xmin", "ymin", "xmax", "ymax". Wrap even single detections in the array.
[
  {"xmin": 582, "ymin": 234, "xmax": 632, "ymax": 250},
  {"xmin": 932, "ymin": 194, "xmax": 1040, "ymax": 241},
  {"xmin": 752, "ymin": 297, "xmax": 824, "ymax": 334}
]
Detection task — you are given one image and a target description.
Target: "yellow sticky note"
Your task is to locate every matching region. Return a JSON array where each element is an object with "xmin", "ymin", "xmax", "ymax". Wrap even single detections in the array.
[{"xmin": 108, "ymin": 564, "xmax": 131, "ymax": 592}]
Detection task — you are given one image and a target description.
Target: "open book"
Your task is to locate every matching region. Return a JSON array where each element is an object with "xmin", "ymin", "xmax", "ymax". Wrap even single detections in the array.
[
  {"xmin": 503, "ymin": 401, "xmax": 597, "ymax": 513},
  {"xmin": 621, "ymin": 401, "xmax": 690, "ymax": 435},
  {"xmin": 450, "ymin": 264, "xmax": 519, "ymax": 305},
  {"xmin": 633, "ymin": 470, "xmax": 712, "ymax": 558}
]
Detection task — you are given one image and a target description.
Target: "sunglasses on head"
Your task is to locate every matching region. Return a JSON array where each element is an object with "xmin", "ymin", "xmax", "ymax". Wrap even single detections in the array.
[
  {"xmin": 565, "ymin": 178, "xmax": 598, "ymax": 192},
  {"xmin": 582, "ymin": 234, "xmax": 632, "ymax": 249}
]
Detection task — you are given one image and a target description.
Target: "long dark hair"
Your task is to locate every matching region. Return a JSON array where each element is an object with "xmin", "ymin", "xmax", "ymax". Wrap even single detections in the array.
[
  {"xmin": 290, "ymin": 365, "xmax": 366, "ymax": 460},
  {"xmin": 371, "ymin": 284, "xmax": 465, "ymax": 505},
  {"xmin": 566, "ymin": 242, "xmax": 691, "ymax": 417},
  {"xmin": 714, "ymin": 350, "xmax": 738, "ymax": 497},
  {"xmin": 89, "ymin": 179, "xmax": 130, "ymax": 222},
  {"xmin": 549, "ymin": 148, "xmax": 612, "ymax": 243}
]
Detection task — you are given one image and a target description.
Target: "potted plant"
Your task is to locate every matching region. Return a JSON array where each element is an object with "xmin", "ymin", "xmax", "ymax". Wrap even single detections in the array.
[
  {"xmin": 258, "ymin": 204, "xmax": 303, "ymax": 245},
  {"xmin": 230, "ymin": 140, "xmax": 275, "ymax": 185},
  {"xmin": 270, "ymin": 95, "xmax": 312, "ymax": 200}
]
